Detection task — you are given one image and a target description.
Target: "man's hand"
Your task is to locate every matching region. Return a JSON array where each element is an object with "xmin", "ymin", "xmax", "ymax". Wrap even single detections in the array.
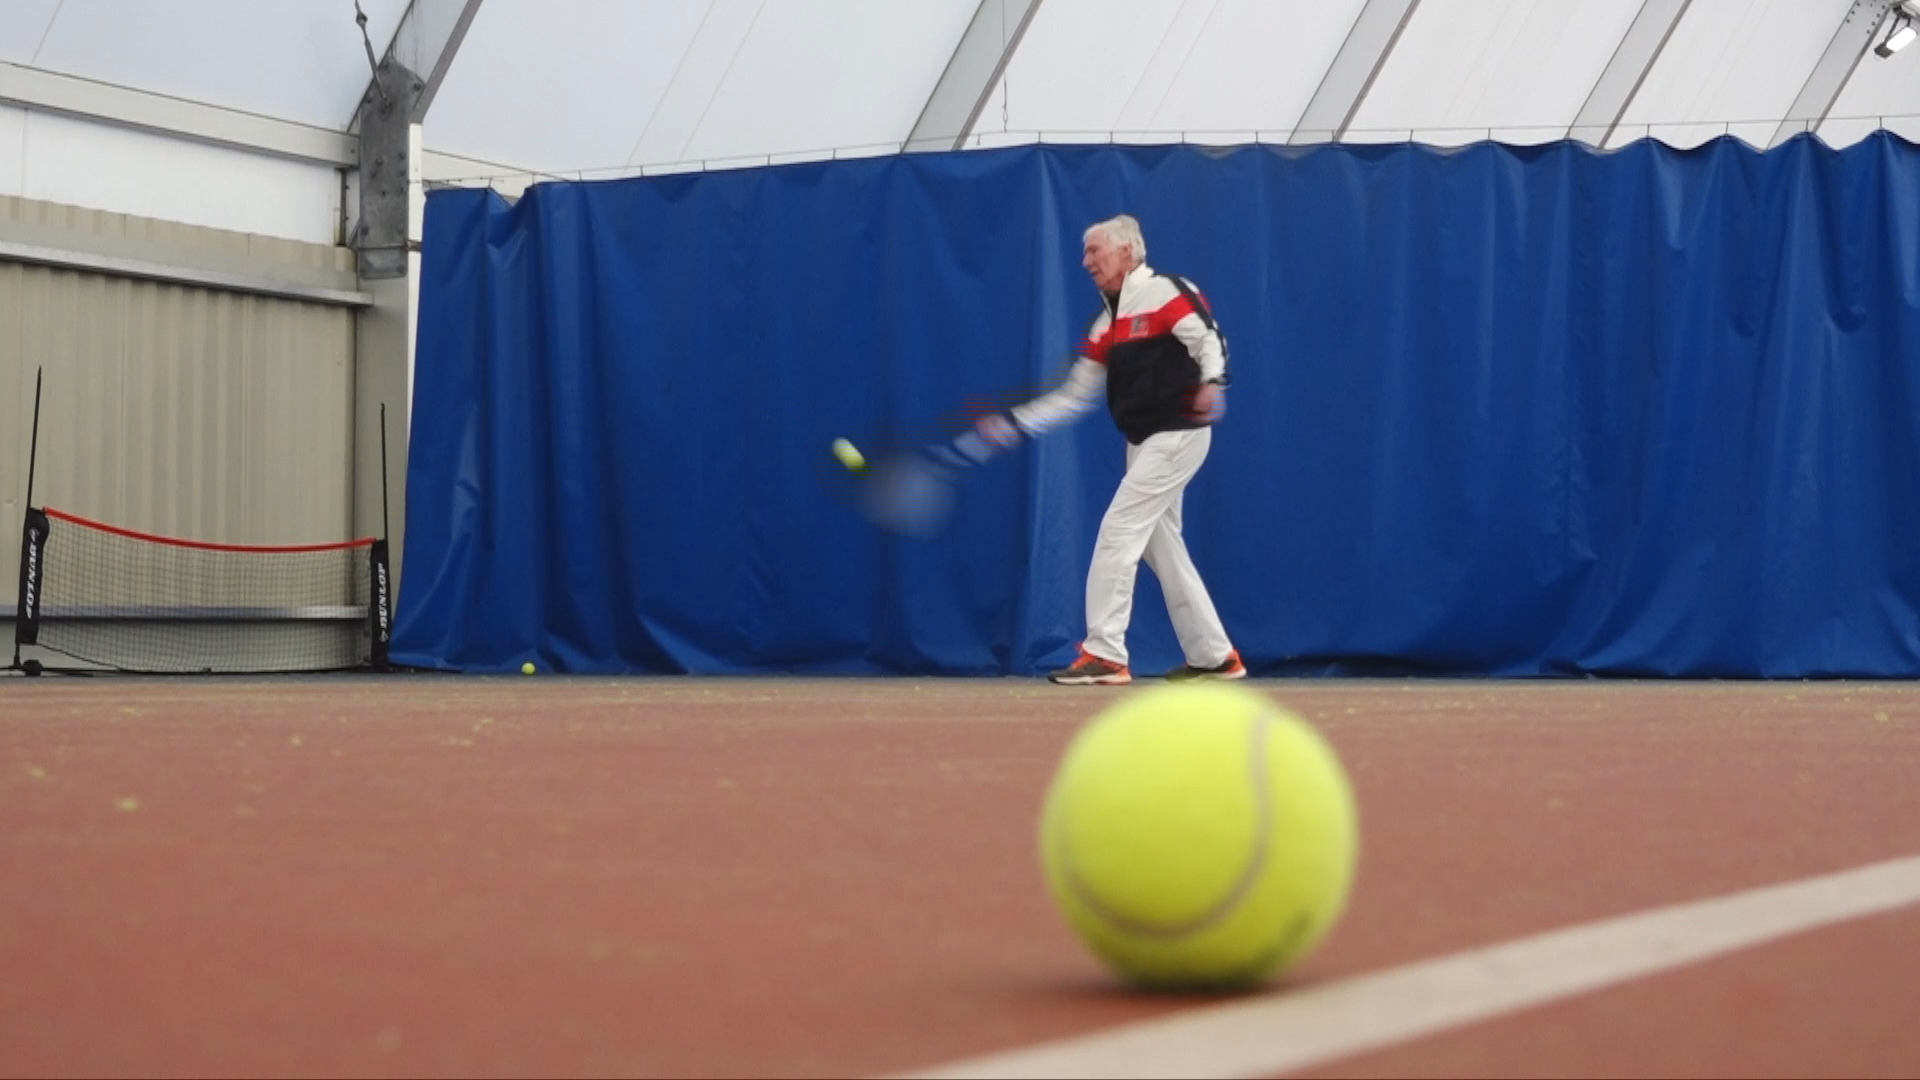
[
  {"xmin": 975, "ymin": 413, "xmax": 1022, "ymax": 450},
  {"xmin": 1194, "ymin": 382, "xmax": 1226, "ymax": 423}
]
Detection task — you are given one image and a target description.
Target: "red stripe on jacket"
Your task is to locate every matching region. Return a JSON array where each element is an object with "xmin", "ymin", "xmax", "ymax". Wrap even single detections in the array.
[{"xmin": 1081, "ymin": 292, "xmax": 1198, "ymax": 362}]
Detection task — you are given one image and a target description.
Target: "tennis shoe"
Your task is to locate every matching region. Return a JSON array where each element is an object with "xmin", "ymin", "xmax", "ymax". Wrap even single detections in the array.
[
  {"xmin": 1165, "ymin": 649, "xmax": 1247, "ymax": 682},
  {"xmin": 1049, "ymin": 647, "xmax": 1132, "ymax": 686}
]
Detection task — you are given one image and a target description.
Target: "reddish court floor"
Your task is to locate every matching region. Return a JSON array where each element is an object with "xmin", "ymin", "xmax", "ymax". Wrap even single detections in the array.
[{"xmin": 1, "ymin": 675, "xmax": 1917, "ymax": 1078}]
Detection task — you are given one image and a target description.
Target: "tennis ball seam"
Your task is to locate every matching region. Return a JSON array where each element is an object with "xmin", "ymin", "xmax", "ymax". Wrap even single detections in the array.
[
  {"xmin": 1126, "ymin": 910, "xmax": 1314, "ymax": 992},
  {"xmin": 1050, "ymin": 708, "xmax": 1278, "ymax": 941}
]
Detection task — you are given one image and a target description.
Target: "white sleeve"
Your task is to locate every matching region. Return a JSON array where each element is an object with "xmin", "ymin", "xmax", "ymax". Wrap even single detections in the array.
[
  {"xmin": 1009, "ymin": 357, "xmax": 1107, "ymax": 437},
  {"xmin": 1172, "ymin": 311, "xmax": 1227, "ymax": 383}
]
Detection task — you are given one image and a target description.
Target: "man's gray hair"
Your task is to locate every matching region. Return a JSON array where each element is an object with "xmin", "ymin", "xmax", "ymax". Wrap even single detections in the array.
[{"xmin": 1085, "ymin": 214, "xmax": 1146, "ymax": 263}]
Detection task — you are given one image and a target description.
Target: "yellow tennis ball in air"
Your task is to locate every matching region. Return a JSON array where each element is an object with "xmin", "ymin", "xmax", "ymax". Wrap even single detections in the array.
[
  {"xmin": 521, "ymin": 661, "xmax": 535, "ymax": 675},
  {"xmin": 831, "ymin": 437, "xmax": 867, "ymax": 471},
  {"xmin": 1039, "ymin": 683, "xmax": 1359, "ymax": 990}
]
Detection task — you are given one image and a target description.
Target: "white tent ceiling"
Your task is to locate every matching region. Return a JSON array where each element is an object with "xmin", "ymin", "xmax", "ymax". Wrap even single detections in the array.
[
  {"xmin": 1347, "ymin": 0, "xmax": 1646, "ymax": 143},
  {"xmin": 988, "ymin": 0, "xmax": 1373, "ymax": 143},
  {"xmin": 5, "ymin": 0, "xmax": 1920, "ymax": 182},
  {"xmin": 1617, "ymin": 0, "xmax": 1868, "ymax": 147},
  {"xmin": 2, "ymin": 0, "xmax": 410, "ymax": 129},
  {"xmin": 427, "ymin": 0, "xmax": 984, "ymax": 176}
]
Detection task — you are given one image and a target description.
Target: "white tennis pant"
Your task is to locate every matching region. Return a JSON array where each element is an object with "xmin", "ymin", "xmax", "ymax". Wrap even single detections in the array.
[{"xmin": 1082, "ymin": 427, "xmax": 1233, "ymax": 668}]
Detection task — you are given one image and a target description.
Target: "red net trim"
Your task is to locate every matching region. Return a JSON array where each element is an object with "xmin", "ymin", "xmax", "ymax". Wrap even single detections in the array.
[{"xmin": 43, "ymin": 507, "xmax": 377, "ymax": 554}]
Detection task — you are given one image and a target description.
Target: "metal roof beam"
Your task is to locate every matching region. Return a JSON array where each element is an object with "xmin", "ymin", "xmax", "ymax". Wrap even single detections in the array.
[
  {"xmin": 375, "ymin": 0, "xmax": 489, "ymax": 126},
  {"xmin": 349, "ymin": 1, "xmax": 486, "ymax": 280},
  {"xmin": 1568, "ymin": 0, "xmax": 1693, "ymax": 147},
  {"xmin": 905, "ymin": 0, "xmax": 1046, "ymax": 153},
  {"xmin": 0, "ymin": 61, "xmax": 356, "ymax": 168},
  {"xmin": 1287, "ymin": 0, "xmax": 1423, "ymax": 145},
  {"xmin": 1769, "ymin": 0, "xmax": 1894, "ymax": 149}
]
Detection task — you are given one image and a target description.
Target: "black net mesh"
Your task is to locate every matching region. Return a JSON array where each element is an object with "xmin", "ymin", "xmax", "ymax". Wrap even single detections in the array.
[{"xmin": 22, "ymin": 507, "xmax": 379, "ymax": 674}]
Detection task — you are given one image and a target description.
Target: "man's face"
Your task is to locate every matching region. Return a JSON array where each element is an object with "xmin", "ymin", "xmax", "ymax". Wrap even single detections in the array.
[{"xmin": 1083, "ymin": 232, "xmax": 1133, "ymax": 294}]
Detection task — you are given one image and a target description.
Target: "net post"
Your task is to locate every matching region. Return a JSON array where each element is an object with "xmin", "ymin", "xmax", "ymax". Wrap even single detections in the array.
[
  {"xmin": 379, "ymin": 403, "xmax": 391, "ymax": 542},
  {"xmin": 369, "ymin": 538, "xmax": 392, "ymax": 672},
  {"xmin": 23, "ymin": 367, "xmax": 40, "ymax": 519},
  {"xmin": 372, "ymin": 402, "xmax": 392, "ymax": 672},
  {"xmin": 13, "ymin": 368, "xmax": 43, "ymax": 673},
  {"xmin": 15, "ymin": 509, "xmax": 48, "ymax": 664}
]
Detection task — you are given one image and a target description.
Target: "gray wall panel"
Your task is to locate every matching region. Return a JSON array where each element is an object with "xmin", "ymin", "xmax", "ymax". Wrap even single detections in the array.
[{"xmin": 3, "ymin": 196, "xmax": 358, "ymax": 611}]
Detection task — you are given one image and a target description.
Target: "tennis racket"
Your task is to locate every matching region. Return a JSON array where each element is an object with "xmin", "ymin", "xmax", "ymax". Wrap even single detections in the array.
[{"xmin": 855, "ymin": 430, "xmax": 995, "ymax": 539}]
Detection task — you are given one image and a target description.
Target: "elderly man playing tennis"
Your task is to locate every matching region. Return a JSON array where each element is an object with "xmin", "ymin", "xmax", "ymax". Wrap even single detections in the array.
[{"xmin": 976, "ymin": 214, "xmax": 1245, "ymax": 686}]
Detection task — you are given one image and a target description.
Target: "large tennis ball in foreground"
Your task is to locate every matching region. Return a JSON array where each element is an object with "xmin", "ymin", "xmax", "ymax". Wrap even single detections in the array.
[{"xmin": 1039, "ymin": 683, "xmax": 1358, "ymax": 989}]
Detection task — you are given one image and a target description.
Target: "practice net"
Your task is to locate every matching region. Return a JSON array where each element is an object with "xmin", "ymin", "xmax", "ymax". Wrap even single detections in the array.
[{"xmin": 15, "ymin": 507, "xmax": 391, "ymax": 674}]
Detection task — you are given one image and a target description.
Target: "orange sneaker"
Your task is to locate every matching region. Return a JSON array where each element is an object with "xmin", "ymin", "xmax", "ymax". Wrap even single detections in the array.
[
  {"xmin": 1165, "ymin": 649, "xmax": 1247, "ymax": 682},
  {"xmin": 1048, "ymin": 647, "xmax": 1132, "ymax": 686}
]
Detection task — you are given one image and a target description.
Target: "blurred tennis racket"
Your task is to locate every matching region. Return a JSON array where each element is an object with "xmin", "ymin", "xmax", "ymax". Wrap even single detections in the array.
[{"xmin": 853, "ymin": 431, "xmax": 995, "ymax": 539}]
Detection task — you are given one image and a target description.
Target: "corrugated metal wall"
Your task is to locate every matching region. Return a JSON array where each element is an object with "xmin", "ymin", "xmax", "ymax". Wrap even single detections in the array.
[{"xmin": 2, "ymin": 195, "xmax": 360, "ymax": 609}]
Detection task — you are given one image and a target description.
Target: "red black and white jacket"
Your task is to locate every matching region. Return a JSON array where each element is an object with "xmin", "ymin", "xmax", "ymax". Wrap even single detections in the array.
[{"xmin": 1010, "ymin": 262, "xmax": 1228, "ymax": 445}]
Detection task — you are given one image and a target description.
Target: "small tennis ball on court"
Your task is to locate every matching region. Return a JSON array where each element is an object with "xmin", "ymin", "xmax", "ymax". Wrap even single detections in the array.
[
  {"xmin": 1039, "ymin": 683, "xmax": 1358, "ymax": 990},
  {"xmin": 831, "ymin": 437, "xmax": 867, "ymax": 472},
  {"xmin": 521, "ymin": 661, "xmax": 536, "ymax": 675}
]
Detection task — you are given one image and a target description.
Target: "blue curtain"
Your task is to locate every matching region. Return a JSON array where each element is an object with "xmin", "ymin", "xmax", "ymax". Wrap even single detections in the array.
[{"xmin": 395, "ymin": 134, "xmax": 1920, "ymax": 678}]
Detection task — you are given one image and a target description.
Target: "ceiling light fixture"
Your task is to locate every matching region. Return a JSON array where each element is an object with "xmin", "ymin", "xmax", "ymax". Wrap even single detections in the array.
[{"xmin": 1876, "ymin": 3, "xmax": 1919, "ymax": 58}]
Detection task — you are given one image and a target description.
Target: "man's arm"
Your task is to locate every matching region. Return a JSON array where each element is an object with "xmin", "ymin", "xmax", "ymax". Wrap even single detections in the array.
[
  {"xmin": 977, "ymin": 357, "xmax": 1107, "ymax": 449},
  {"xmin": 1011, "ymin": 358, "xmax": 1107, "ymax": 436},
  {"xmin": 1170, "ymin": 295, "xmax": 1227, "ymax": 385},
  {"xmin": 1169, "ymin": 280, "xmax": 1227, "ymax": 421}
]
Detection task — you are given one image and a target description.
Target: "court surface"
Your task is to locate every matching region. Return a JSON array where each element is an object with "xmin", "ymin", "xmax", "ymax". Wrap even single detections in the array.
[{"xmin": 3, "ymin": 675, "xmax": 1917, "ymax": 1078}]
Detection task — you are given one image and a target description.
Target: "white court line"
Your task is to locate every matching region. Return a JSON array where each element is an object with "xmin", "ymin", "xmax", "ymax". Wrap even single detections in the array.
[{"xmin": 895, "ymin": 855, "xmax": 1920, "ymax": 1080}]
